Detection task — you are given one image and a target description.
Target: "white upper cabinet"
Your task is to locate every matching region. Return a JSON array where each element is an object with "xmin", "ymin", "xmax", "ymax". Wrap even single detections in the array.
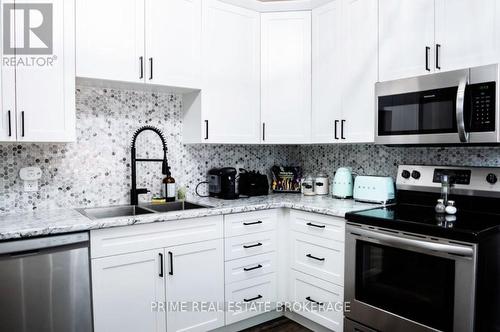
[
  {"xmin": 312, "ymin": 0, "xmax": 377, "ymax": 144},
  {"xmin": 0, "ymin": 2, "xmax": 16, "ymax": 142},
  {"xmin": 76, "ymin": 0, "xmax": 145, "ymax": 83},
  {"xmin": 261, "ymin": 11, "xmax": 311, "ymax": 144},
  {"xmin": 77, "ymin": 0, "xmax": 201, "ymax": 89},
  {"xmin": 146, "ymin": 0, "xmax": 201, "ymax": 88},
  {"xmin": 341, "ymin": 0, "xmax": 378, "ymax": 143},
  {"xmin": 165, "ymin": 240, "xmax": 225, "ymax": 332},
  {"xmin": 311, "ymin": 0, "xmax": 342, "ymax": 144},
  {"xmin": 435, "ymin": 0, "xmax": 500, "ymax": 72},
  {"xmin": 1, "ymin": 0, "xmax": 75, "ymax": 142},
  {"xmin": 379, "ymin": 0, "xmax": 435, "ymax": 82},
  {"xmin": 200, "ymin": 0, "xmax": 261, "ymax": 144}
]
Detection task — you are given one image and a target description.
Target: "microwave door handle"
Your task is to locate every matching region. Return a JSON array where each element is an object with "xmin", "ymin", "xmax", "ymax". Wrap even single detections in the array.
[{"xmin": 456, "ymin": 73, "xmax": 469, "ymax": 143}]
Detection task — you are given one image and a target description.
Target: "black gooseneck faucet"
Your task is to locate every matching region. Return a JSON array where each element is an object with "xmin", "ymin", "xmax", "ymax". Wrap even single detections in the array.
[{"xmin": 130, "ymin": 126, "xmax": 170, "ymax": 205}]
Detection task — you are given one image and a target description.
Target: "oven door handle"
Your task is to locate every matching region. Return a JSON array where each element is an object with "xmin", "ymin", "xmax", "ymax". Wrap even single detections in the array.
[
  {"xmin": 456, "ymin": 72, "xmax": 469, "ymax": 143},
  {"xmin": 351, "ymin": 228, "xmax": 474, "ymax": 258}
]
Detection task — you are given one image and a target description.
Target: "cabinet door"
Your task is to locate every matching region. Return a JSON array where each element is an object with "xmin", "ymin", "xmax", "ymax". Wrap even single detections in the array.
[
  {"xmin": 202, "ymin": 0, "xmax": 260, "ymax": 144},
  {"xmin": 146, "ymin": 0, "xmax": 201, "ymax": 89},
  {"xmin": 76, "ymin": 0, "xmax": 145, "ymax": 83},
  {"xmin": 341, "ymin": 0, "xmax": 378, "ymax": 143},
  {"xmin": 311, "ymin": 1, "xmax": 343, "ymax": 143},
  {"xmin": 379, "ymin": 0, "xmax": 435, "ymax": 81},
  {"xmin": 0, "ymin": 1, "xmax": 16, "ymax": 142},
  {"xmin": 261, "ymin": 11, "xmax": 311, "ymax": 144},
  {"xmin": 165, "ymin": 239, "xmax": 224, "ymax": 332},
  {"xmin": 435, "ymin": 0, "xmax": 500, "ymax": 72},
  {"xmin": 92, "ymin": 250, "xmax": 166, "ymax": 332},
  {"xmin": 15, "ymin": 0, "xmax": 75, "ymax": 142}
]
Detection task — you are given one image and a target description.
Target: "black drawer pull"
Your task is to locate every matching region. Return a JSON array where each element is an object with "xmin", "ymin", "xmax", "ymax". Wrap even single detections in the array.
[
  {"xmin": 306, "ymin": 254, "xmax": 325, "ymax": 262},
  {"xmin": 243, "ymin": 221, "xmax": 263, "ymax": 226},
  {"xmin": 306, "ymin": 296, "xmax": 323, "ymax": 305},
  {"xmin": 425, "ymin": 46, "xmax": 431, "ymax": 71},
  {"xmin": 7, "ymin": 110, "xmax": 11, "ymax": 137},
  {"xmin": 243, "ymin": 242, "xmax": 263, "ymax": 249},
  {"xmin": 244, "ymin": 264, "xmax": 263, "ymax": 272},
  {"xmin": 158, "ymin": 253, "xmax": 164, "ymax": 277},
  {"xmin": 168, "ymin": 251, "xmax": 173, "ymax": 276},
  {"xmin": 306, "ymin": 222, "xmax": 325, "ymax": 229},
  {"xmin": 244, "ymin": 295, "xmax": 263, "ymax": 302}
]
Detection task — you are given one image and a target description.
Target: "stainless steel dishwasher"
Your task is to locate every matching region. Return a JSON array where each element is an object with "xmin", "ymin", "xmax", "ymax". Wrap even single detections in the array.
[{"xmin": 0, "ymin": 232, "xmax": 92, "ymax": 332}]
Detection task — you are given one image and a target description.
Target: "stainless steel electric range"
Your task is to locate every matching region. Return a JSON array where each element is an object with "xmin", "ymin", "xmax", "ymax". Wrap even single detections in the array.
[{"xmin": 345, "ymin": 165, "xmax": 500, "ymax": 332}]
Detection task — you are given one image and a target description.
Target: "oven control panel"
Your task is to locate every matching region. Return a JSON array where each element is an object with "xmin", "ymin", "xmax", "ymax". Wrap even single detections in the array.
[
  {"xmin": 432, "ymin": 169, "xmax": 471, "ymax": 185},
  {"xmin": 467, "ymin": 81, "xmax": 496, "ymax": 132},
  {"xmin": 397, "ymin": 165, "xmax": 500, "ymax": 196}
]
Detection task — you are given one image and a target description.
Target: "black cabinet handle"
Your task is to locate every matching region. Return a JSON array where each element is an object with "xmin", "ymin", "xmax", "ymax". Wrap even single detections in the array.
[
  {"xmin": 7, "ymin": 110, "xmax": 11, "ymax": 137},
  {"xmin": 243, "ymin": 221, "xmax": 263, "ymax": 226},
  {"xmin": 334, "ymin": 120, "xmax": 339, "ymax": 140},
  {"xmin": 306, "ymin": 254, "xmax": 325, "ymax": 262},
  {"xmin": 306, "ymin": 222, "xmax": 325, "ymax": 229},
  {"xmin": 244, "ymin": 295, "xmax": 263, "ymax": 302},
  {"xmin": 168, "ymin": 251, "xmax": 173, "ymax": 275},
  {"xmin": 436, "ymin": 44, "xmax": 441, "ymax": 70},
  {"xmin": 244, "ymin": 264, "xmax": 263, "ymax": 272},
  {"xmin": 425, "ymin": 46, "xmax": 431, "ymax": 71},
  {"xmin": 158, "ymin": 253, "xmax": 164, "ymax": 277},
  {"xmin": 139, "ymin": 56, "xmax": 144, "ymax": 79},
  {"xmin": 149, "ymin": 57, "xmax": 153, "ymax": 80},
  {"xmin": 204, "ymin": 120, "xmax": 209, "ymax": 140},
  {"xmin": 341, "ymin": 120, "xmax": 346, "ymax": 140},
  {"xmin": 243, "ymin": 242, "xmax": 262, "ymax": 249},
  {"xmin": 306, "ymin": 296, "xmax": 324, "ymax": 305},
  {"xmin": 262, "ymin": 122, "xmax": 266, "ymax": 141},
  {"xmin": 21, "ymin": 111, "xmax": 25, "ymax": 137}
]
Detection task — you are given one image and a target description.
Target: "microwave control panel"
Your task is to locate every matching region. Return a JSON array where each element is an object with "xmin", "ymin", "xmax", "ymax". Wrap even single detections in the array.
[{"xmin": 468, "ymin": 81, "xmax": 496, "ymax": 132}]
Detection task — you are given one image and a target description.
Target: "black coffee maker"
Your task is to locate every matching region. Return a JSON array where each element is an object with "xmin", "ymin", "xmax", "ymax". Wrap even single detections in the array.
[{"xmin": 208, "ymin": 167, "xmax": 239, "ymax": 199}]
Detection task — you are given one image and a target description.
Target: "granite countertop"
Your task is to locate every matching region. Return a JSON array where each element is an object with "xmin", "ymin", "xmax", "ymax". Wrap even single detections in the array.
[{"xmin": 0, "ymin": 194, "xmax": 381, "ymax": 241}]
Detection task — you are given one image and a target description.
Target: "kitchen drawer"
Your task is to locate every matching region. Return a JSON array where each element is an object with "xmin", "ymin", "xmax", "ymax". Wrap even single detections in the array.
[
  {"xmin": 225, "ymin": 273, "xmax": 277, "ymax": 325},
  {"xmin": 290, "ymin": 231, "xmax": 344, "ymax": 286},
  {"xmin": 90, "ymin": 216, "xmax": 223, "ymax": 258},
  {"xmin": 290, "ymin": 210, "xmax": 345, "ymax": 242},
  {"xmin": 225, "ymin": 252, "xmax": 277, "ymax": 284},
  {"xmin": 289, "ymin": 270, "xmax": 344, "ymax": 332},
  {"xmin": 224, "ymin": 210, "xmax": 278, "ymax": 238},
  {"xmin": 225, "ymin": 231, "xmax": 277, "ymax": 261}
]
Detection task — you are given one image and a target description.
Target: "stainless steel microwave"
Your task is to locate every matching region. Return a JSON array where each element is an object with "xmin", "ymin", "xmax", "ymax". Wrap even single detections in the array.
[{"xmin": 375, "ymin": 64, "xmax": 499, "ymax": 145}]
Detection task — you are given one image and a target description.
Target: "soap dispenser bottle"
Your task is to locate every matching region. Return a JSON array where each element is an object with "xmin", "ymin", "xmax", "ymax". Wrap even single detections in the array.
[{"xmin": 163, "ymin": 168, "xmax": 176, "ymax": 202}]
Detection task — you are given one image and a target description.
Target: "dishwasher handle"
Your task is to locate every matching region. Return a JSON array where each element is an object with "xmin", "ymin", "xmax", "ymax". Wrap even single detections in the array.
[{"xmin": 0, "ymin": 232, "xmax": 89, "ymax": 255}]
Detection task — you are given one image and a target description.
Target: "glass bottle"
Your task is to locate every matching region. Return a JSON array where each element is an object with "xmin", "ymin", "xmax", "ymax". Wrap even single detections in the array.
[{"xmin": 162, "ymin": 169, "xmax": 176, "ymax": 202}]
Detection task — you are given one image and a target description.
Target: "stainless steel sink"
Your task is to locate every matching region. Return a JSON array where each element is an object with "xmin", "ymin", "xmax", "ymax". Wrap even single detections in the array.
[
  {"xmin": 142, "ymin": 201, "xmax": 210, "ymax": 213},
  {"xmin": 78, "ymin": 205, "xmax": 154, "ymax": 220},
  {"xmin": 77, "ymin": 201, "xmax": 210, "ymax": 220}
]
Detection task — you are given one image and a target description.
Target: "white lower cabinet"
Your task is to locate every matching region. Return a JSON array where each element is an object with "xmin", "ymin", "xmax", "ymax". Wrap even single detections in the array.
[
  {"xmin": 290, "ymin": 231, "xmax": 344, "ymax": 286},
  {"xmin": 225, "ymin": 273, "xmax": 278, "ymax": 325},
  {"xmin": 90, "ymin": 216, "xmax": 224, "ymax": 332},
  {"xmin": 289, "ymin": 270, "xmax": 344, "ymax": 331},
  {"xmin": 92, "ymin": 249, "xmax": 166, "ymax": 332},
  {"xmin": 165, "ymin": 239, "xmax": 225, "ymax": 332}
]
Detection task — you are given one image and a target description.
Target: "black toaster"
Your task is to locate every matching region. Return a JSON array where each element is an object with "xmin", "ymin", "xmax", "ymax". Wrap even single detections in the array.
[{"xmin": 238, "ymin": 169, "xmax": 269, "ymax": 196}]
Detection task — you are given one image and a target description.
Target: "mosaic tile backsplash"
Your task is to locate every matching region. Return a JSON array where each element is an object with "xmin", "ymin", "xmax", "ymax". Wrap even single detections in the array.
[
  {"xmin": 0, "ymin": 85, "xmax": 296, "ymax": 213},
  {"xmin": 2, "ymin": 84, "xmax": 500, "ymax": 213}
]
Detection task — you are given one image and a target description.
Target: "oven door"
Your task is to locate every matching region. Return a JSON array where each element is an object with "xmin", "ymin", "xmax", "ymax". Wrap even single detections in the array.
[
  {"xmin": 345, "ymin": 225, "xmax": 477, "ymax": 332},
  {"xmin": 375, "ymin": 64, "xmax": 498, "ymax": 145}
]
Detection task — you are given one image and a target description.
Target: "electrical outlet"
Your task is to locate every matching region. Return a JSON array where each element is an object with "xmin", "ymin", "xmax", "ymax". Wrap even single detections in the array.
[{"xmin": 19, "ymin": 167, "xmax": 42, "ymax": 192}]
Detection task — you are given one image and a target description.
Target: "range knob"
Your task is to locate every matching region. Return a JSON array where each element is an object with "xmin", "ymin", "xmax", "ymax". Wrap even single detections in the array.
[
  {"xmin": 411, "ymin": 170, "xmax": 421, "ymax": 180},
  {"xmin": 402, "ymin": 170, "xmax": 411, "ymax": 179},
  {"xmin": 486, "ymin": 173, "xmax": 497, "ymax": 184}
]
